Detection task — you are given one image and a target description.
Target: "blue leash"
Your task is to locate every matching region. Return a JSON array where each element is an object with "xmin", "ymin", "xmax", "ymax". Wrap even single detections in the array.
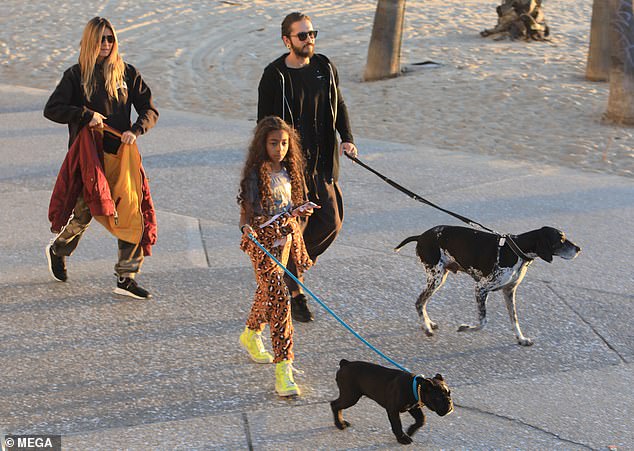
[{"xmin": 247, "ymin": 233, "xmax": 413, "ymax": 374}]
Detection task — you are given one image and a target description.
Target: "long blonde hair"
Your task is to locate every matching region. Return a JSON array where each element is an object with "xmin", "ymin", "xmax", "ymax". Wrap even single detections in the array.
[{"xmin": 79, "ymin": 17, "xmax": 126, "ymax": 102}]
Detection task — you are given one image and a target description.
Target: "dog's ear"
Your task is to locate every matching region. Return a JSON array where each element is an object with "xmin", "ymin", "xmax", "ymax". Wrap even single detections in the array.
[
  {"xmin": 421, "ymin": 377, "xmax": 434, "ymax": 391},
  {"xmin": 434, "ymin": 373, "xmax": 444, "ymax": 381},
  {"xmin": 536, "ymin": 229, "xmax": 554, "ymax": 263}
]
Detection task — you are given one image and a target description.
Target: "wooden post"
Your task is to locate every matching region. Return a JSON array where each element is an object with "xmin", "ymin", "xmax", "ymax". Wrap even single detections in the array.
[
  {"xmin": 586, "ymin": 0, "xmax": 612, "ymax": 81},
  {"xmin": 606, "ymin": 0, "xmax": 634, "ymax": 124},
  {"xmin": 363, "ymin": 0, "xmax": 407, "ymax": 82}
]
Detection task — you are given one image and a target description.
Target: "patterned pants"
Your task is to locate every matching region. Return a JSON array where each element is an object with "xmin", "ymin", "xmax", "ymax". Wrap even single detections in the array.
[{"xmin": 245, "ymin": 236, "xmax": 293, "ymax": 363}]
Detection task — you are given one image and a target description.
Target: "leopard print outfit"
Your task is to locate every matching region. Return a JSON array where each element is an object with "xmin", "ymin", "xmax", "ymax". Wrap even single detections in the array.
[{"xmin": 241, "ymin": 213, "xmax": 313, "ymax": 363}]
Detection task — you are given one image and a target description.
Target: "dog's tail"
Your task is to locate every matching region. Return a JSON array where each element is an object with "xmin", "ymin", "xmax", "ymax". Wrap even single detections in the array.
[
  {"xmin": 339, "ymin": 359, "xmax": 350, "ymax": 367},
  {"xmin": 394, "ymin": 235, "xmax": 420, "ymax": 252}
]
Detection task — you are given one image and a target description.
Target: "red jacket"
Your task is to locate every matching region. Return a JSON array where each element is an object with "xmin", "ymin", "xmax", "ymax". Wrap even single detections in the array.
[{"xmin": 48, "ymin": 126, "xmax": 157, "ymax": 256}]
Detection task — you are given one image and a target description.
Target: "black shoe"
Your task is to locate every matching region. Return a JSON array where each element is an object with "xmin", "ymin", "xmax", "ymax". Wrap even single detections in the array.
[
  {"xmin": 46, "ymin": 244, "xmax": 67, "ymax": 282},
  {"xmin": 114, "ymin": 276, "xmax": 152, "ymax": 300},
  {"xmin": 291, "ymin": 293, "xmax": 314, "ymax": 322}
]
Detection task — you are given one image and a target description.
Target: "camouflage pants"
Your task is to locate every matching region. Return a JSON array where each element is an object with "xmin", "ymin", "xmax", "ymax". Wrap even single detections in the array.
[{"xmin": 50, "ymin": 195, "xmax": 144, "ymax": 278}]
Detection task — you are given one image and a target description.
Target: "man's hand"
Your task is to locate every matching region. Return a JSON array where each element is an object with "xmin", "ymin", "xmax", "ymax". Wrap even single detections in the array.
[
  {"xmin": 121, "ymin": 130, "xmax": 137, "ymax": 144},
  {"xmin": 340, "ymin": 142, "xmax": 358, "ymax": 158}
]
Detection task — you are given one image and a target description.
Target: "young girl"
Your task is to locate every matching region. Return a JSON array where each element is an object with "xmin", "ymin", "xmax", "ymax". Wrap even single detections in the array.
[{"xmin": 238, "ymin": 115, "xmax": 316, "ymax": 397}]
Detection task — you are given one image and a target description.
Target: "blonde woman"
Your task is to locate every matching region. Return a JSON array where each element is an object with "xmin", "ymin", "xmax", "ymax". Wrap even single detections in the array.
[{"xmin": 44, "ymin": 16, "xmax": 158, "ymax": 299}]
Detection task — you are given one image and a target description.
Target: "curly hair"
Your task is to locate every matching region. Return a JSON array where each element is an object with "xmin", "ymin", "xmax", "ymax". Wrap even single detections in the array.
[{"xmin": 239, "ymin": 116, "xmax": 306, "ymax": 216}]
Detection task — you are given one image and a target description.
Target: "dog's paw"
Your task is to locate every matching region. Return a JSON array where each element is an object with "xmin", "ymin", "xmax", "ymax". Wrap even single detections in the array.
[
  {"xmin": 334, "ymin": 420, "xmax": 350, "ymax": 430},
  {"xmin": 420, "ymin": 319, "xmax": 438, "ymax": 333},
  {"xmin": 518, "ymin": 337, "xmax": 534, "ymax": 346},
  {"xmin": 421, "ymin": 324, "xmax": 435, "ymax": 337},
  {"xmin": 397, "ymin": 434, "xmax": 413, "ymax": 445},
  {"xmin": 406, "ymin": 424, "xmax": 422, "ymax": 436},
  {"xmin": 457, "ymin": 323, "xmax": 483, "ymax": 332}
]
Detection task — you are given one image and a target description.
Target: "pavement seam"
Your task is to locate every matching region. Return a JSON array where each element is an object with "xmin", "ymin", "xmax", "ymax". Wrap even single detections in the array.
[
  {"xmin": 242, "ymin": 412, "xmax": 254, "ymax": 451},
  {"xmin": 544, "ymin": 282, "xmax": 628, "ymax": 364},
  {"xmin": 198, "ymin": 218, "xmax": 211, "ymax": 268},
  {"xmin": 539, "ymin": 280, "xmax": 634, "ymax": 300},
  {"xmin": 454, "ymin": 403, "xmax": 596, "ymax": 450}
]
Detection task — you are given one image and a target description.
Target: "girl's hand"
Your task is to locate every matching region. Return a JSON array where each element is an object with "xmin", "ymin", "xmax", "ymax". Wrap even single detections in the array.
[
  {"xmin": 121, "ymin": 130, "xmax": 137, "ymax": 144},
  {"xmin": 241, "ymin": 224, "xmax": 256, "ymax": 238},
  {"xmin": 89, "ymin": 112, "xmax": 107, "ymax": 128},
  {"xmin": 292, "ymin": 201, "xmax": 320, "ymax": 217}
]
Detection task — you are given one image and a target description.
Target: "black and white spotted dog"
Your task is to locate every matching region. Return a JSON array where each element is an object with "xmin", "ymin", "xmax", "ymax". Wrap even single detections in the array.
[{"xmin": 395, "ymin": 225, "xmax": 581, "ymax": 346}]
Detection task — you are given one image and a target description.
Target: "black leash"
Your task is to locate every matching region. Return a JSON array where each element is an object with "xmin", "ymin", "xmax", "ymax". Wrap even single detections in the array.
[{"xmin": 345, "ymin": 153, "xmax": 533, "ymax": 261}]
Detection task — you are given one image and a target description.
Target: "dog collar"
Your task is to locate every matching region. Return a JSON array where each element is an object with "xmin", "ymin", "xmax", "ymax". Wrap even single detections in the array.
[
  {"xmin": 413, "ymin": 374, "xmax": 425, "ymax": 402},
  {"xmin": 500, "ymin": 234, "xmax": 534, "ymax": 261}
]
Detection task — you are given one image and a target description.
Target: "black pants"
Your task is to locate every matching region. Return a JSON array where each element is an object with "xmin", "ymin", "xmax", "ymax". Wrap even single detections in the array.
[{"xmin": 284, "ymin": 178, "xmax": 343, "ymax": 293}]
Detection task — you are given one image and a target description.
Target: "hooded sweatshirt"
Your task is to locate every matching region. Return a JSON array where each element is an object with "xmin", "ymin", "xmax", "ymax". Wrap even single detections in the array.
[
  {"xmin": 257, "ymin": 53, "xmax": 353, "ymax": 183},
  {"xmin": 44, "ymin": 62, "xmax": 158, "ymax": 153}
]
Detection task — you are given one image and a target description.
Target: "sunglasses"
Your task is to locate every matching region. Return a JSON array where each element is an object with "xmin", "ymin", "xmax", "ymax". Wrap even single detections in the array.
[
  {"xmin": 101, "ymin": 35, "xmax": 115, "ymax": 44},
  {"xmin": 290, "ymin": 30, "xmax": 318, "ymax": 41}
]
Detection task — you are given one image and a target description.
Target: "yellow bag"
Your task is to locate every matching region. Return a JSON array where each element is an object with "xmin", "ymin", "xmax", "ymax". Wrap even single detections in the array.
[{"xmin": 94, "ymin": 128, "xmax": 144, "ymax": 244}]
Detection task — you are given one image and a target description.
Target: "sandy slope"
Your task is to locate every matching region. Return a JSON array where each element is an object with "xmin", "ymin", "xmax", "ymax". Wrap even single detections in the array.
[{"xmin": 1, "ymin": 0, "xmax": 631, "ymax": 177}]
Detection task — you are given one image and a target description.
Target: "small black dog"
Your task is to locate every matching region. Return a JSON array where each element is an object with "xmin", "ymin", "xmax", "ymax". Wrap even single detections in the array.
[{"xmin": 331, "ymin": 359, "xmax": 453, "ymax": 445}]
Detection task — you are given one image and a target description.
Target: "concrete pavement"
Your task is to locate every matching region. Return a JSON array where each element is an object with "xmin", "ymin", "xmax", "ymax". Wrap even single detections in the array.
[{"xmin": 0, "ymin": 83, "xmax": 632, "ymax": 450}]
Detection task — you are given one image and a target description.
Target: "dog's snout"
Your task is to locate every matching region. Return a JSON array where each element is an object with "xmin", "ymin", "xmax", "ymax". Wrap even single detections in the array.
[
  {"xmin": 557, "ymin": 240, "xmax": 581, "ymax": 260},
  {"xmin": 437, "ymin": 400, "xmax": 454, "ymax": 416}
]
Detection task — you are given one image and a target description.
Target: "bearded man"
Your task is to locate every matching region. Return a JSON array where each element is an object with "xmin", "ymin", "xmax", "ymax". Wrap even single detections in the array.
[{"xmin": 257, "ymin": 12, "xmax": 357, "ymax": 322}]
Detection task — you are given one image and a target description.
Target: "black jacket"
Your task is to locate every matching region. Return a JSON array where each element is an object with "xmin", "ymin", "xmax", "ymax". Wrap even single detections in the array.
[
  {"xmin": 257, "ymin": 53, "xmax": 353, "ymax": 182},
  {"xmin": 44, "ymin": 62, "xmax": 158, "ymax": 151}
]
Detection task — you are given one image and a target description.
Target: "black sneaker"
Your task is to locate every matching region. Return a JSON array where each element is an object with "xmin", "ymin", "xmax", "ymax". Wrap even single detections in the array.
[
  {"xmin": 114, "ymin": 276, "xmax": 152, "ymax": 300},
  {"xmin": 291, "ymin": 293, "xmax": 314, "ymax": 322},
  {"xmin": 46, "ymin": 243, "xmax": 67, "ymax": 282}
]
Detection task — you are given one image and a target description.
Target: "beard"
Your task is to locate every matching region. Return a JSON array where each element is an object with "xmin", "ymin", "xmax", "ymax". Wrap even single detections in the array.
[{"xmin": 291, "ymin": 41, "xmax": 314, "ymax": 59}]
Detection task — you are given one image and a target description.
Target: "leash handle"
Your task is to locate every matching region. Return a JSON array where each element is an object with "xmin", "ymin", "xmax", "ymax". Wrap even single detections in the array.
[
  {"xmin": 345, "ymin": 153, "xmax": 533, "ymax": 261},
  {"xmin": 247, "ymin": 233, "xmax": 412, "ymax": 373}
]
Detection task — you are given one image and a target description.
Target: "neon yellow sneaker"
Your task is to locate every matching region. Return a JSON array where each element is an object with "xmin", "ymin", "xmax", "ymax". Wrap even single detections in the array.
[
  {"xmin": 275, "ymin": 360, "xmax": 301, "ymax": 396},
  {"xmin": 239, "ymin": 327, "xmax": 273, "ymax": 364}
]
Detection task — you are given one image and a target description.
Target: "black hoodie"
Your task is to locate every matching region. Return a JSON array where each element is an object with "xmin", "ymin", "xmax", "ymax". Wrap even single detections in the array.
[
  {"xmin": 257, "ymin": 53, "xmax": 353, "ymax": 183},
  {"xmin": 44, "ymin": 62, "xmax": 158, "ymax": 153}
]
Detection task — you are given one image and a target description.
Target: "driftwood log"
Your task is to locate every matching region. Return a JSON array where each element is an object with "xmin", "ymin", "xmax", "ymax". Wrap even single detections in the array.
[{"xmin": 481, "ymin": 0, "xmax": 550, "ymax": 41}]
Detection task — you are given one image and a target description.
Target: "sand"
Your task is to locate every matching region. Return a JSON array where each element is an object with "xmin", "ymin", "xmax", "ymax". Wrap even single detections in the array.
[{"xmin": 1, "ymin": 0, "xmax": 631, "ymax": 177}]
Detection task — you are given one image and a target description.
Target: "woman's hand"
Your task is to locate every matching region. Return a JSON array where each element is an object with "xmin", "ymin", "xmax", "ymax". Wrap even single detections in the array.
[
  {"xmin": 89, "ymin": 111, "xmax": 107, "ymax": 128},
  {"xmin": 121, "ymin": 130, "xmax": 137, "ymax": 144}
]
